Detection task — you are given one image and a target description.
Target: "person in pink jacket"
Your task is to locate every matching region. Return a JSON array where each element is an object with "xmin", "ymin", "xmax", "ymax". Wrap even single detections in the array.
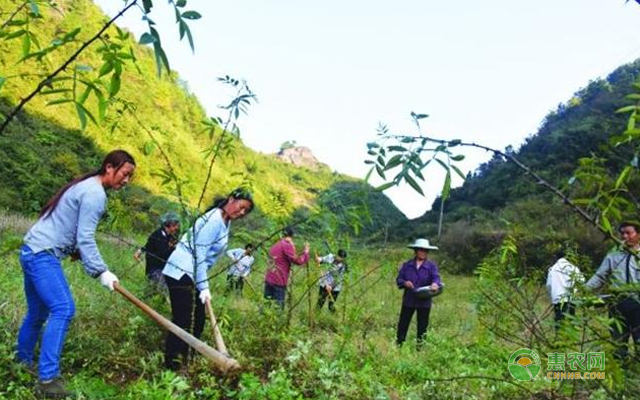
[{"xmin": 263, "ymin": 226, "xmax": 310, "ymax": 309}]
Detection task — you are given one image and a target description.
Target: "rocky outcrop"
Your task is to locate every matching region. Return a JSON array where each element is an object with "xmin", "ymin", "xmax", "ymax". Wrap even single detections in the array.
[{"xmin": 276, "ymin": 146, "xmax": 327, "ymax": 169}]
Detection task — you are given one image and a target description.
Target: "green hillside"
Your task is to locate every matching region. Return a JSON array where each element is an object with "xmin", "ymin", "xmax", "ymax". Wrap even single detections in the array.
[
  {"xmin": 391, "ymin": 60, "xmax": 640, "ymax": 272},
  {"xmin": 0, "ymin": 0, "xmax": 405, "ymax": 235}
]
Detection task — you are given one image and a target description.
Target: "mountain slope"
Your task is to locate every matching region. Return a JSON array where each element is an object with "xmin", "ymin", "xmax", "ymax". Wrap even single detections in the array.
[
  {"xmin": 0, "ymin": 0, "xmax": 406, "ymax": 235},
  {"xmin": 390, "ymin": 60, "xmax": 640, "ymax": 270}
]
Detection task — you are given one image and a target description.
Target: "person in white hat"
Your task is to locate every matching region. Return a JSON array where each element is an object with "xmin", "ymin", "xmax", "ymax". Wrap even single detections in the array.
[{"xmin": 396, "ymin": 238, "xmax": 442, "ymax": 348}]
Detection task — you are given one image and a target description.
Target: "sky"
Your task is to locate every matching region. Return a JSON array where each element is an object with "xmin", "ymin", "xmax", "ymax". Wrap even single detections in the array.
[{"xmin": 94, "ymin": 0, "xmax": 640, "ymax": 218}]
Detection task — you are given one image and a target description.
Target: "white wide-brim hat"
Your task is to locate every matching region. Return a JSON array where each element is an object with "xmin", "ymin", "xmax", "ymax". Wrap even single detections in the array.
[{"xmin": 407, "ymin": 238, "xmax": 439, "ymax": 251}]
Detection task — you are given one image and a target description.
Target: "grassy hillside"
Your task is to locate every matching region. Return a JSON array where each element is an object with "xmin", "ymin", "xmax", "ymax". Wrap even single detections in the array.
[
  {"xmin": 391, "ymin": 60, "xmax": 640, "ymax": 271},
  {"xmin": 0, "ymin": 0, "xmax": 405, "ymax": 236}
]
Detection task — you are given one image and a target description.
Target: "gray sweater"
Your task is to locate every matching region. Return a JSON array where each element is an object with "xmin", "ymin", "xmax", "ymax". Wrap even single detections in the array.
[
  {"xmin": 24, "ymin": 176, "xmax": 109, "ymax": 278},
  {"xmin": 586, "ymin": 249, "xmax": 639, "ymax": 290}
]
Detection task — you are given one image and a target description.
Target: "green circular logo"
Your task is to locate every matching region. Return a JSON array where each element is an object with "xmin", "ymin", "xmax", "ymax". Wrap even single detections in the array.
[{"xmin": 508, "ymin": 348, "xmax": 541, "ymax": 381}]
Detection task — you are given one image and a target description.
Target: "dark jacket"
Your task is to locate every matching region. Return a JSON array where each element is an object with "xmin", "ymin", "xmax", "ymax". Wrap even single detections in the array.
[
  {"xmin": 396, "ymin": 258, "xmax": 441, "ymax": 308},
  {"xmin": 143, "ymin": 228, "xmax": 177, "ymax": 277}
]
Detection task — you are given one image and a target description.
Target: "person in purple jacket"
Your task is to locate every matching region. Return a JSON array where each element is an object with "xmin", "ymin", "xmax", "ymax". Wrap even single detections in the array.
[{"xmin": 396, "ymin": 238, "xmax": 442, "ymax": 347}]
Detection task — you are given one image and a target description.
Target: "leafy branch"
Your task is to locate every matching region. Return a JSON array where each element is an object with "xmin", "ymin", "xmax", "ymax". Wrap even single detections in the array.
[
  {"xmin": 0, "ymin": 0, "xmax": 138, "ymax": 134},
  {"xmin": 196, "ymin": 76, "xmax": 257, "ymax": 211},
  {"xmin": 366, "ymin": 111, "xmax": 621, "ymax": 241},
  {"xmin": 0, "ymin": 0, "xmax": 202, "ymax": 133}
]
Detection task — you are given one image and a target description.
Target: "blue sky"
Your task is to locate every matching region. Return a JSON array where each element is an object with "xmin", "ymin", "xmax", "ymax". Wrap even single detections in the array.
[{"xmin": 96, "ymin": 0, "xmax": 640, "ymax": 218}]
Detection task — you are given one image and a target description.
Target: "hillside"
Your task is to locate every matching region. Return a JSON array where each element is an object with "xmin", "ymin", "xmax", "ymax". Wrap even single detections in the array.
[
  {"xmin": 0, "ymin": 0, "xmax": 406, "ymax": 236},
  {"xmin": 391, "ymin": 60, "xmax": 640, "ymax": 271}
]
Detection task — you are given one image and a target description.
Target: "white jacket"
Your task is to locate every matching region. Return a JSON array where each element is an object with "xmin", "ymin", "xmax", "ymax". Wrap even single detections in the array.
[{"xmin": 546, "ymin": 258, "xmax": 584, "ymax": 304}]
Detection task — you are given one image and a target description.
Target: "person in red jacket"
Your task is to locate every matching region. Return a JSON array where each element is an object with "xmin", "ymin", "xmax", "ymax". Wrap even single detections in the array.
[{"xmin": 263, "ymin": 226, "xmax": 310, "ymax": 309}]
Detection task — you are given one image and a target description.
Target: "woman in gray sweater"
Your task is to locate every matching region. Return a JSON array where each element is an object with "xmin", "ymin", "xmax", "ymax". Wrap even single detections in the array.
[{"xmin": 16, "ymin": 150, "xmax": 136, "ymax": 398}]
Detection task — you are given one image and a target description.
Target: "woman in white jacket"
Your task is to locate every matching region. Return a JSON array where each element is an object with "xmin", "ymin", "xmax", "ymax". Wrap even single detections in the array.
[
  {"xmin": 162, "ymin": 188, "xmax": 254, "ymax": 370},
  {"xmin": 546, "ymin": 250, "xmax": 583, "ymax": 326}
]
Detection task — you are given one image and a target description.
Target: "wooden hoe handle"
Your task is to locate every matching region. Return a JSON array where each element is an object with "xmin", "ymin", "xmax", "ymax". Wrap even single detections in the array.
[{"xmin": 113, "ymin": 282, "xmax": 240, "ymax": 374}]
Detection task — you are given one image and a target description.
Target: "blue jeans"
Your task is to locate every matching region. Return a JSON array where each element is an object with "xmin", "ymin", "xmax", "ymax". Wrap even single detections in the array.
[
  {"xmin": 264, "ymin": 282, "xmax": 286, "ymax": 310},
  {"xmin": 16, "ymin": 245, "xmax": 76, "ymax": 380}
]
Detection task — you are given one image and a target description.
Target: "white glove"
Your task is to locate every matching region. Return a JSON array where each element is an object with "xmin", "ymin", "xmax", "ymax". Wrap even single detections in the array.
[
  {"xmin": 99, "ymin": 270, "xmax": 119, "ymax": 291},
  {"xmin": 199, "ymin": 289, "xmax": 211, "ymax": 304}
]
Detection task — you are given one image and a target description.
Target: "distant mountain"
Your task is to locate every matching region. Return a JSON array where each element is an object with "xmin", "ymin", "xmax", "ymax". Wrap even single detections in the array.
[
  {"xmin": 390, "ymin": 60, "xmax": 640, "ymax": 271},
  {"xmin": 0, "ymin": 0, "xmax": 406, "ymax": 237}
]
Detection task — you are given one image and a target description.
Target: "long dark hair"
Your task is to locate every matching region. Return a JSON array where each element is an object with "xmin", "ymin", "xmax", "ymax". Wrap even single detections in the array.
[
  {"xmin": 40, "ymin": 150, "xmax": 136, "ymax": 218},
  {"xmin": 206, "ymin": 187, "xmax": 254, "ymax": 214}
]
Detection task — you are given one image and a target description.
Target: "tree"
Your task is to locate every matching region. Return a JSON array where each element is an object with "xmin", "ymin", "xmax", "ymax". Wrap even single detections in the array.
[
  {"xmin": 280, "ymin": 140, "xmax": 297, "ymax": 152},
  {"xmin": 0, "ymin": 0, "xmax": 202, "ymax": 134}
]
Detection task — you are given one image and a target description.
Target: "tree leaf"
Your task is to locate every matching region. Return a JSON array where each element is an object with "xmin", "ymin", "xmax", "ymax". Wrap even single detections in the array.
[
  {"xmin": 98, "ymin": 60, "xmax": 114, "ymax": 77},
  {"xmin": 364, "ymin": 166, "xmax": 374, "ymax": 183},
  {"xmin": 183, "ymin": 22, "xmax": 194, "ymax": 52},
  {"xmin": 28, "ymin": 0, "xmax": 40, "ymax": 16},
  {"xmin": 616, "ymin": 105, "xmax": 639, "ymax": 114},
  {"xmin": 109, "ymin": 73, "xmax": 121, "ymax": 97},
  {"xmin": 375, "ymin": 182, "xmax": 395, "ymax": 192},
  {"xmin": 627, "ymin": 111, "xmax": 637, "ymax": 132},
  {"xmin": 151, "ymin": 27, "xmax": 170, "ymax": 75},
  {"xmin": 181, "ymin": 11, "xmax": 202, "ymax": 19},
  {"xmin": 451, "ymin": 164, "xmax": 466, "ymax": 180},
  {"xmin": 435, "ymin": 158, "xmax": 449, "ymax": 171},
  {"xmin": 178, "ymin": 20, "xmax": 186, "ymax": 39},
  {"xmin": 142, "ymin": 0, "xmax": 153, "ymax": 13},
  {"xmin": 46, "ymin": 99, "xmax": 74, "ymax": 106},
  {"xmin": 143, "ymin": 141, "xmax": 156, "ymax": 155},
  {"xmin": 22, "ymin": 33, "xmax": 31, "ymax": 57},
  {"xmin": 601, "ymin": 214, "xmax": 612, "ymax": 233},
  {"xmin": 404, "ymin": 173, "xmax": 424, "ymax": 196},
  {"xmin": 78, "ymin": 86, "xmax": 92, "ymax": 105},
  {"xmin": 615, "ymin": 165, "xmax": 631, "ymax": 189},
  {"xmin": 6, "ymin": 20, "xmax": 27, "ymax": 27},
  {"xmin": 139, "ymin": 32, "xmax": 156, "ymax": 45},
  {"xmin": 75, "ymin": 102, "xmax": 97, "ymax": 126},
  {"xmin": 450, "ymin": 154, "xmax": 465, "ymax": 161},
  {"xmin": 5, "ymin": 29, "xmax": 26, "ymax": 40},
  {"xmin": 75, "ymin": 102, "xmax": 87, "ymax": 130},
  {"xmin": 74, "ymin": 64, "xmax": 92, "ymax": 72},
  {"xmin": 96, "ymin": 91, "xmax": 107, "ymax": 122},
  {"xmin": 384, "ymin": 154, "xmax": 403, "ymax": 170},
  {"xmin": 441, "ymin": 170, "xmax": 451, "ymax": 201},
  {"xmin": 176, "ymin": 0, "xmax": 187, "ymax": 7},
  {"xmin": 388, "ymin": 145, "xmax": 407, "ymax": 152}
]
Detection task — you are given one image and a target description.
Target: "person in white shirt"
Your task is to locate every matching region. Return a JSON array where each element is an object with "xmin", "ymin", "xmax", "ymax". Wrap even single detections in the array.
[
  {"xmin": 226, "ymin": 244, "xmax": 255, "ymax": 295},
  {"xmin": 546, "ymin": 250, "xmax": 583, "ymax": 327},
  {"xmin": 316, "ymin": 249, "xmax": 348, "ymax": 313},
  {"xmin": 162, "ymin": 188, "xmax": 254, "ymax": 371}
]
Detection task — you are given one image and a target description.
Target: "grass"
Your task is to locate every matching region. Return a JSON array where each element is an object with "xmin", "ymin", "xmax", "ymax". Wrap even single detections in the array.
[{"xmin": 0, "ymin": 221, "xmax": 628, "ymax": 400}]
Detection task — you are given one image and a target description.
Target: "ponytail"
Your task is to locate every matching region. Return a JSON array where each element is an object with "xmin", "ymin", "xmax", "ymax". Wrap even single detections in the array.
[{"xmin": 40, "ymin": 150, "xmax": 135, "ymax": 218}]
